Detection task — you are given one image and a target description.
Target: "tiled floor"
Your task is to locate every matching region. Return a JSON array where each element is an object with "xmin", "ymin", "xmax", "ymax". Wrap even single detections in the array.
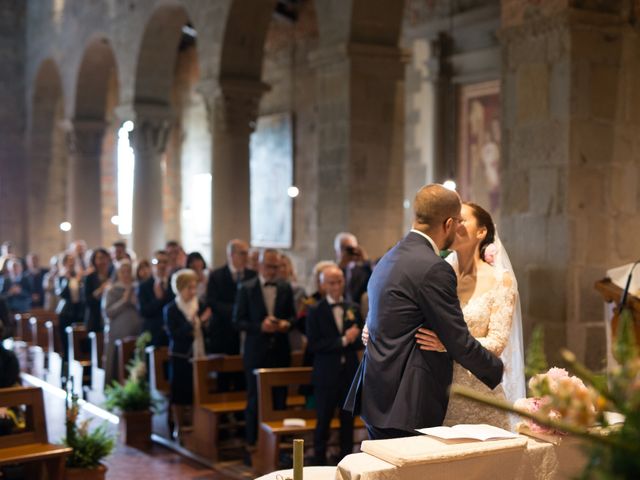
[{"xmin": 23, "ymin": 375, "xmax": 254, "ymax": 480}]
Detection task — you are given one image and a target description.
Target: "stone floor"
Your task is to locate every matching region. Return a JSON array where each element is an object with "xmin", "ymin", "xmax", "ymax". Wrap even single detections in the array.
[{"xmin": 22, "ymin": 374, "xmax": 254, "ymax": 480}]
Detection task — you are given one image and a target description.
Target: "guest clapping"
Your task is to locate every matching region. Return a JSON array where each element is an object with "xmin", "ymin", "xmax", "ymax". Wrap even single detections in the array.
[
  {"xmin": 83, "ymin": 248, "xmax": 112, "ymax": 332},
  {"xmin": 138, "ymin": 250, "xmax": 174, "ymax": 346}
]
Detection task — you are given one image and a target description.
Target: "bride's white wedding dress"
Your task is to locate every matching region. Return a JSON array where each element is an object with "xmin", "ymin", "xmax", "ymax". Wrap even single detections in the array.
[{"xmin": 443, "ymin": 270, "xmax": 517, "ymax": 431}]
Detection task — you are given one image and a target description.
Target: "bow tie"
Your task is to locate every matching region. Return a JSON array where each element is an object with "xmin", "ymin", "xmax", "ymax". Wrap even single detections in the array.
[{"xmin": 264, "ymin": 281, "xmax": 277, "ymax": 287}]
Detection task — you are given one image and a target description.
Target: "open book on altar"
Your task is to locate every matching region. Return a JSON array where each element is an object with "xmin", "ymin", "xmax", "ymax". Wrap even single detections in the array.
[{"xmin": 416, "ymin": 424, "xmax": 519, "ymax": 441}]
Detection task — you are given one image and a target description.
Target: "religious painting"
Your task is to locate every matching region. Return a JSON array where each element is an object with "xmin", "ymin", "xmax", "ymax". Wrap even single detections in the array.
[
  {"xmin": 249, "ymin": 112, "xmax": 293, "ymax": 248},
  {"xmin": 457, "ymin": 80, "xmax": 501, "ymax": 217}
]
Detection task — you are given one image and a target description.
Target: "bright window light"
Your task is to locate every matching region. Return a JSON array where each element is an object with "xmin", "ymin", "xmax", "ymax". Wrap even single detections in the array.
[{"xmin": 117, "ymin": 122, "xmax": 135, "ymax": 235}]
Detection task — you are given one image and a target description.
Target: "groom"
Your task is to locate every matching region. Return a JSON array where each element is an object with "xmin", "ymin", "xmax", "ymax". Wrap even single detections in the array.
[{"xmin": 344, "ymin": 184, "xmax": 504, "ymax": 439}]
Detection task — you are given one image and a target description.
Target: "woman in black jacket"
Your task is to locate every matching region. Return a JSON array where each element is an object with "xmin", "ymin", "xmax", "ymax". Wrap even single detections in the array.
[
  {"xmin": 83, "ymin": 248, "xmax": 112, "ymax": 332},
  {"xmin": 164, "ymin": 268, "xmax": 211, "ymax": 440},
  {"xmin": 55, "ymin": 253, "xmax": 84, "ymax": 360}
]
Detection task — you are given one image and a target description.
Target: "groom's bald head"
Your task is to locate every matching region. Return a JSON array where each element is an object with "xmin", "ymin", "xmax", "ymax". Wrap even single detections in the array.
[{"xmin": 412, "ymin": 184, "xmax": 461, "ymax": 231}]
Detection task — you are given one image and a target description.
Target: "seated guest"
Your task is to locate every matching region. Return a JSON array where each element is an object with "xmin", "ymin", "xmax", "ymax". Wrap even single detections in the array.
[
  {"xmin": 55, "ymin": 253, "xmax": 84, "ymax": 360},
  {"xmin": 186, "ymin": 252, "xmax": 209, "ymax": 304},
  {"xmin": 0, "ymin": 258, "xmax": 32, "ymax": 313},
  {"xmin": 164, "ymin": 268, "xmax": 211, "ymax": 440},
  {"xmin": 24, "ymin": 253, "xmax": 47, "ymax": 308},
  {"xmin": 42, "ymin": 254, "xmax": 60, "ymax": 311},
  {"xmin": 102, "ymin": 260, "xmax": 143, "ymax": 384},
  {"xmin": 334, "ymin": 232, "xmax": 372, "ymax": 306},
  {"xmin": 206, "ymin": 239, "xmax": 256, "ymax": 356},
  {"xmin": 233, "ymin": 248, "xmax": 296, "ymax": 456},
  {"xmin": 136, "ymin": 259, "xmax": 152, "ymax": 283},
  {"xmin": 138, "ymin": 250, "xmax": 174, "ymax": 346},
  {"xmin": 306, "ymin": 265, "xmax": 363, "ymax": 465},
  {"xmin": 83, "ymin": 248, "xmax": 112, "ymax": 332}
]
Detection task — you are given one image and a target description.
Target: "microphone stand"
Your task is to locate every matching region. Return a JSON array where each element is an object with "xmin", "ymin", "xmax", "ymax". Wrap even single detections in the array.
[{"xmin": 618, "ymin": 260, "xmax": 640, "ymax": 314}]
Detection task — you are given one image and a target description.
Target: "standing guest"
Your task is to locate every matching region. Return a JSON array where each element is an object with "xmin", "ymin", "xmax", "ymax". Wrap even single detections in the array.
[
  {"xmin": 24, "ymin": 253, "xmax": 47, "ymax": 308},
  {"xmin": 136, "ymin": 259, "xmax": 152, "ymax": 283},
  {"xmin": 83, "ymin": 248, "xmax": 112, "ymax": 332},
  {"xmin": 138, "ymin": 250, "xmax": 174, "ymax": 346},
  {"xmin": 165, "ymin": 240, "xmax": 184, "ymax": 273},
  {"xmin": 102, "ymin": 260, "xmax": 143, "ymax": 384},
  {"xmin": 69, "ymin": 240, "xmax": 89, "ymax": 277},
  {"xmin": 0, "ymin": 242, "xmax": 14, "ymax": 276},
  {"xmin": 55, "ymin": 253, "xmax": 84, "ymax": 360},
  {"xmin": 233, "ymin": 248, "xmax": 296, "ymax": 456},
  {"xmin": 111, "ymin": 241, "xmax": 128, "ymax": 263},
  {"xmin": 247, "ymin": 247, "xmax": 260, "ymax": 272},
  {"xmin": 307, "ymin": 266, "xmax": 363, "ymax": 465},
  {"xmin": 186, "ymin": 252, "xmax": 209, "ymax": 303},
  {"xmin": 206, "ymin": 239, "xmax": 256, "ymax": 356},
  {"xmin": 334, "ymin": 232, "xmax": 372, "ymax": 306},
  {"xmin": 42, "ymin": 255, "xmax": 60, "ymax": 311},
  {"xmin": 164, "ymin": 269, "xmax": 211, "ymax": 439},
  {"xmin": 278, "ymin": 254, "xmax": 307, "ymax": 353},
  {"xmin": 0, "ymin": 258, "xmax": 32, "ymax": 313}
]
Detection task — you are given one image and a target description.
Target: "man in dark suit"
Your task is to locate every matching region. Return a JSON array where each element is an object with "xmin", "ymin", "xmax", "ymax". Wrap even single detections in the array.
[
  {"xmin": 345, "ymin": 184, "xmax": 504, "ymax": 439},
  {"xmin": 0, "ymin": 258, "xmax": 32, "ymax": 313},
  {"xmin": 334, "ymin": 232, "xmax": 371, "ymax": 305},
  {"xmin": 137, "ymin": 250, "xmax": 174, "ymax": 346},
  {"xmin": 233, "ymin": 248, "xmax": 296, "ymax": 451},
  {"xmin": 24, "ymin": 253, "xmax": 47, "ymax": 308},
  {"xmin": 307, "ymin": 265, "xmax": 363, "ymax": 465},
  {"xmin": 206, "ymin": 239, "xmax": 256, "ymax": 355}
]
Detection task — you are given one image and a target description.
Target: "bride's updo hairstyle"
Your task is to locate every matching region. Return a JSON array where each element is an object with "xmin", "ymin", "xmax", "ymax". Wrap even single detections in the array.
[{"xmin": 464, "ymin": 202, "xmax": 495, "ymax": 263}]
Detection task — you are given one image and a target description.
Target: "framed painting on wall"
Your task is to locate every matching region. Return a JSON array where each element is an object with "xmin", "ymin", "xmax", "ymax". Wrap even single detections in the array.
[
  {"xmin": 457, "ymin": 80, "xmax": 501, "ymax": 217},
  {"xmin": 249, "ymin": 112, "xmax": 293, "ymax": 249}
]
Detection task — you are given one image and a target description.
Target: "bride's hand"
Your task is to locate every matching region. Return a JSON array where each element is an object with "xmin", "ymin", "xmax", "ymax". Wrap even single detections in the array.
[
  {"xmin": 415, "ymin": 328, "xmax": 446, "ymax": 352},
  {"xmin": 361, "ymin": 324, "xmax": 369, "ymax": 346}
]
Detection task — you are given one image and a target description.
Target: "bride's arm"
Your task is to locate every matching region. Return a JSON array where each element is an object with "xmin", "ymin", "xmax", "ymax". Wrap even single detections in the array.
[{"xmin": 475, "ymin": 273, "xmax": 516, "ymax": 356}]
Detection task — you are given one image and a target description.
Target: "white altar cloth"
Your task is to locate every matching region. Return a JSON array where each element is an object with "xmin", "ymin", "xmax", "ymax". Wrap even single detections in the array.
[{"xmin": 336, "ymin": 435, "xmax": 586, "ymax": 480}]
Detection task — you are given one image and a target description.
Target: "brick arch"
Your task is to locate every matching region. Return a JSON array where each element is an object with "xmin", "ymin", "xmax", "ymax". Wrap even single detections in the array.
[
  {"xmin": 133, "ymin": 3, "xmax": 190, "ymax": 105},
  {"xmin": 29, "ymin": 58, "xmax": 67, "ymax": 260},
  {"xmin": 74, "ymin": 36, "xmax": 118, "ymax": 121}
]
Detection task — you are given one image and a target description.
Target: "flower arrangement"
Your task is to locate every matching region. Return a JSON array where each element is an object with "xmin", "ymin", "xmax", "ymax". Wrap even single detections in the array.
[
  {"xmin": 104, "ymin": 332, "xmax": 154, "ymax": 413},
  {"xmin": 63, "ymin": 389, "xmax": 115, "ymax": 469},
  {"xmin": 451, "ymin": 308, "xmax": 640, "ymax": 479}
]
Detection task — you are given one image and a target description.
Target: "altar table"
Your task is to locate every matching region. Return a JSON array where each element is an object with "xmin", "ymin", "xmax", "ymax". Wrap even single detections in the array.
[{"xmin": 335, "ymin": 435, "xmax": 586, "ymax": 480}]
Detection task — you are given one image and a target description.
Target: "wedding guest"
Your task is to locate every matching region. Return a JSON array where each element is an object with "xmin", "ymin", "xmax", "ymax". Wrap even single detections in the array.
[
  {"xmin": 0, "ymin": 258, "xmax": 31, "ymax": 313},
  {"xmin": 334, "ymin": 232, "xmax": 371, "ymax": 306},
  {"xmin": 247, "ymin": 247, "xmax": 260, "ymax": 272},
  {"xmin": 55, "ymin": 253, "xmax": 84, "ymax": 359},
  {"xmin": 83, "ymin": 248, "xmax": 112, "ymax": 332},
  {"xmin": 165, "ymin": 240, "xmax": 185, "ymax": 273},
  {"xmin": 136, "ymin": 259, "xmax": 152, "ymax": 283},
  {"xmin": 164, "ymin": 269, "xmax": 211, "ymax": 439},
  {"xmin": 69, "ymin": 240, "xmax": 88, "ymax": 277},
  {"xmin": 206, "ymin": 239, "xmax": 256, "ymax": 356},
  {"xmin": 278, "ymin": 254, "xmax": 307, "ymax": 310},
  {"xmin": 307, "ymin": 265, "xmax": 363, "ymax": 465},
  {"xmin": 233, "ymin": 248, "xmax": 296, "ymax": 456},
  {"xmin": 24, "ymin": 253, "xmax": 47, "ymax": 308},
  {"xmin": 111, "ymin": 241, "xmax": 128, "ymax": 263},
  {"xmin": 186, "ymin": 252, "xmax": 209, "ymax": 303},
  {"xmin": 138, "ymin": 250, "xmax": 174, "ymax": 346},
  {"xmin": 42, "ymin": 254, "xmax": 60, "ymax": 311},
  {"xmin": 102, "ymin": 260, "xmax": 143, "ymax": 384}
]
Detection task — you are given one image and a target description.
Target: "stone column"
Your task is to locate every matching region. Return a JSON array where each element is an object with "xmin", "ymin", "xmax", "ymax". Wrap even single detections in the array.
[
  {"xmin": 65, "ymin": 118, "xmax": 106, "ymax": 248},
  {"xmin": 312, "ymin": 42, "xmax": 408, "ymax": 258},
  {"xmin": 127, "ymin": 104, "xmax": 172, "ymax": 260},
  {"xmin": 200, "ymin": 77, "xmax": 268, "ymax": 265}
]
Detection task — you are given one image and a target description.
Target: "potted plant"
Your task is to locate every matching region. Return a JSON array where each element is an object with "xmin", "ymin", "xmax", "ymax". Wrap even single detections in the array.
[
  {"xmin": 104, "ymin": 332, "xmax": 155, "ymax": 449},
  {"xmin": 63, "ymin": 389, "xmax": 115, "ymax": 480}
]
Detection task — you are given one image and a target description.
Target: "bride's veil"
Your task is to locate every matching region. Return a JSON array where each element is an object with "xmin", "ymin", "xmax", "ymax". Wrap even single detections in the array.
[{"xmin": 445, "ymin": 233, "xmax": 526, "ymax": 408}]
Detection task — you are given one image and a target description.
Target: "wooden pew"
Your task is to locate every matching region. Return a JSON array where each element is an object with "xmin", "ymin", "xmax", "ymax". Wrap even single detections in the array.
[
  {"xmin": 66, "ymin": 324, "xmax": 96, "ymax": 397},
  {"xmin": 192, "ymin": 354, "xmax": 247, "ymax": 462},
  {"xmin": 115, "ymin": 336, "xmax": 138, "ymax": 385},
  {"xmin": 146, "ymin": 345, "xmax": 170, "ymax": 397},
  {"xmin": 253, "ymin": 367, "xmax": 365, "ymax": 474},
  {"xmin": 0, "ymin": 386, "xmax": 71, "ymax": 479},
  {"xmin": 45, "ymin": 321, "xmax": 62, "ymax": 388},
  {"xmin": 13, "ymin": 314, "xmax": 33, "ymax": 344},
  {"xmin": 28, "ymin": 316, "xmax": 51, "ymax": 379}
]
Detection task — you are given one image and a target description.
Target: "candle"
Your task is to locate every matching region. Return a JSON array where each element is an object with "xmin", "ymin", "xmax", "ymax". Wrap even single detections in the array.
[{"xmin": 293, "ymin": 438, "xmax": 304, "ymax": 480}]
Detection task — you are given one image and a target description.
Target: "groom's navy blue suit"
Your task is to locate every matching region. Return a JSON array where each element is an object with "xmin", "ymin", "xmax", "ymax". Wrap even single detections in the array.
[{"xmin": 344, "ymin": 231, "xmax": 504, "ymax": 435}]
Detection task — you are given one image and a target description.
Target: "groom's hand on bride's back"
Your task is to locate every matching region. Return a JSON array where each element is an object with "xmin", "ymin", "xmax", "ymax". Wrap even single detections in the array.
[{"xmin": 415, "ymin": 327, "xmax": 447, "ymax": 352}]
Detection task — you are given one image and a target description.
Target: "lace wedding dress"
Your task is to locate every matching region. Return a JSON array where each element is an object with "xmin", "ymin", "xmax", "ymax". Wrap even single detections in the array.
[{"xmin": 443, "ymin": 271, "xmax": 517, "ymax": 431}]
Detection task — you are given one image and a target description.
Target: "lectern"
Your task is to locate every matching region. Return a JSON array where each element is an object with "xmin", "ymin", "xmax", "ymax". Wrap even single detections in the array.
[{"xmin": 594, "ymin": 278, "xmax": 640, "ymax": 348}]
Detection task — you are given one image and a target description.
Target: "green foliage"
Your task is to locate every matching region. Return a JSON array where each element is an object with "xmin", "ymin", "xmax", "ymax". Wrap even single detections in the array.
[
  {"xmin": 613, "ymin": 308, "xmax": 638, "ymax": 365},
  {"xmin": 525, "ymin": 324, "xmax": 548, "ymax": 380},
  {"xmin": 63, "ymin": 391, "xmax": 115, "ymax": 469},
  {"xmin": 104, "ymin": 331, "xmax": 154, "ymax": 412}
]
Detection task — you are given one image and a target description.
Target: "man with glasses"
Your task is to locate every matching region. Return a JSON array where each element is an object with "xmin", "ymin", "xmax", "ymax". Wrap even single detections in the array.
[
  {"xmin": 344, "ymin": 184, "xmax": 503, "ymax": 439},
  {"xmin": 138, "ymin": 250, "xmax": 174, "ymax": 346},
  {"xmin": 233, "ymin": 248, "xmax": 296, "ymax": 462}
]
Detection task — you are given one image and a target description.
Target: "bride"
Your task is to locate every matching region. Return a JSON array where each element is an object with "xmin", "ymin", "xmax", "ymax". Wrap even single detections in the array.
[
  {"xmin": 361, "ymin": 202, "xmax": 525, "ymax": 430},
  {"xmin": 414, "ymin": 201, "xmax": 525, "ymax": 430}
]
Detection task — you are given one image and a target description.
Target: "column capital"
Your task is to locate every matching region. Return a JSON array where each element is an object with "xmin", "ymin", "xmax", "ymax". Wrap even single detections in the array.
[
  {"xmin": 199, "ymin": 76, "xmax": 270, "ymax": 134},
  {"xmin": 127, "ymin": 102, "xmax": 173, "ymax": 156},
  {"xmin": 62, "ymin": 117, "xmax": 108, "ymax": 158}
]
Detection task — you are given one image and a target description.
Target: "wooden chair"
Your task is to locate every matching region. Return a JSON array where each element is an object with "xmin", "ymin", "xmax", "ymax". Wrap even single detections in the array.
[
  {"xmin": 66, "ymin": 324, "xmax": 95, "ymax": 397},
  {"xmin": 253, "ymin": 367, "xmax": 364, "ymax": 475},
  {"xmin": 0, "ymin": 386, "xmax": 71, "ymax": 479},
  {"xmin": 115, "ymin": 336, "xmax": 138, "ymax": 385},
  {"xmin": 192, "ymin": 354, "xmax": 247, "ymax": 462}
]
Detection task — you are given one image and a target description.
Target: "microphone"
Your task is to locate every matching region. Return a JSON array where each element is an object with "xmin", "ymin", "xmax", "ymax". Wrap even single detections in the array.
[{"xmin": 618, "ymin": 259, "xmax": 640, "ymax": 314}]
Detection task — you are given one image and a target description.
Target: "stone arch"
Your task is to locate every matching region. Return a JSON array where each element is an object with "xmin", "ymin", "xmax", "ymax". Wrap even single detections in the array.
[
  {"xmin": 74, "ymin": 36, "xmax": 118, "ymax": 121},
  {"xmin": 28, "ymin": 58, "xmax": 67, "ymax": 260}
]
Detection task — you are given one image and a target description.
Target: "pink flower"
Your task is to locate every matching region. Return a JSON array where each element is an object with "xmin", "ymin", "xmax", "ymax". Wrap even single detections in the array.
[{"xmin": 483, "ymin": 243, "xmax": 498, "ymax": 265}]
